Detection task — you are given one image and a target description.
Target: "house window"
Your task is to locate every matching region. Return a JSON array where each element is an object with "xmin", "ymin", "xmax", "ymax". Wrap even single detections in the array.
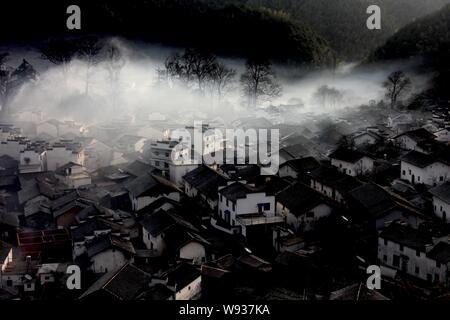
[
  {"xmin": 416, "ymin": 250, "xmax": 420, "ymax": 257},
  {"xmin": 165, "ymin": 152, "xmax": 170, "ymax": 157},
  {"xmin": 155, "ymin": 161, "xmax": 160, "ymax": 167},
  {"xmin": 440, "ymin": 176, "xmax": 444, "ymax": 181},
  {"xmin": 226, "ymin": 199, "xmax": 229, "ymax": 207},
  {"xmin": 164, "ymin": 162, "xmax": 169, "ymax": 168},
  {"xmin": 232, "ymin": 203, "xmax": 235, "ymax": 211},
  {"xmin": 402, "ymin": 170, "xmax": 406, "ymax": 175},
  {"xmin": 6, "ymin": 280, "xmax": 12, "ymax": 287},
  {"xmin": 348, "ymin": 170, "xmax": 351, "ymax": 174},
  {"xmin": 220, "ymin": 195, "xmax": 223, "ymax": 202},
  {"xmin": 383, "ymin": 255, "xmax": 387, "ymax": 262},
  {"xmin": 393, "ymin": 255, "xmax": 400, "ymax": 267},
  {"xmin": 409, "ymin": 169, "xmax": 411, "ymax": 175},
  {"xmin": 384, "ymin": 239, "xmax": 388, "ymax": 246},
  {"xmin": 415, "ymin": 266, "xmax": 420, "ymax": 274},
  {"xmin": 399, "ymin": 244, "xmax": 404, "ymax": 252}
]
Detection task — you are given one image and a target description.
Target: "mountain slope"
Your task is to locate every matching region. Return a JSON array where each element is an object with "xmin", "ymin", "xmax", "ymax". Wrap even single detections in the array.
[
  {"xmin": 0, "ymin": 0, "xmax": 334, "ymax": 66},
  {"xmin": 369, "ymin": 4, "xmax": 450, "ymax": 105},
  {"xmin": 203, "ymin": 0, "xmax": 450, "ymax": 60}
]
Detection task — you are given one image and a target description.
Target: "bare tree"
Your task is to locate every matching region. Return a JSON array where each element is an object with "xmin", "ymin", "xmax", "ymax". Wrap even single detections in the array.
[
  {"xmin": 77, "ymin": 36, "xmax": 104, "ymax": 95},
  {"xmin": 313, "ymin": 85, "xmax": 343, "ymax": 110},
  {"xmin": 104, "ymin": 40, "xmax": 126, "ymax": 111},
  {"xmin": 0, "ymin": 57, "xmax": 37, "ymax": 116},
  {"xmin": 41, "ymin": 39, "xmax": 77, "ymax": 77},
  {"xmin": 240, "ymin": 58, "xmax": 281, "ymax": 108},
  {"xmin": 210, "ymin": 62, "xmax": 236, "ymax": 102},
  {"xmin": 383, "ymin": 71, "xmax": 412, "ymax": 109}
]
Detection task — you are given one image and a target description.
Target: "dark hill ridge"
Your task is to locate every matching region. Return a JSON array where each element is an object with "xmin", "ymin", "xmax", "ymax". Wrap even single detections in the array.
[
  {"xmin": 0, "ymin": 0, "xmax": 334, "ymax": 66},
  {"xmin": 202, "ymin": 0, "xmax": 450, "ymax": 60}
]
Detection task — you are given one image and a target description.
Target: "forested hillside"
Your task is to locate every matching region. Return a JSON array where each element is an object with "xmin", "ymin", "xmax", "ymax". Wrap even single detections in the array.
[
  {"xmin": 202, "ymin": 0, "xmax": 450, "ymax": 60},
  {"xmin": 0, "ymin": 0, "xmax": 334, "ymax": 66}
]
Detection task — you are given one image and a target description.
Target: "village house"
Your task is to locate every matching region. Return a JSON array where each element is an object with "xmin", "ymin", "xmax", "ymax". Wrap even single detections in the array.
[
  {"xmin": 55, "ymin": 162, "xmax": 91, "ymax": 188},
  {"xmin": 378, "ymin": 222, "xmax": 450, "ymax": 286},
  {"xmin": 329, "ymin": 148, "xmax": 375, "ymax": 177},
  {"xmin": 434, "ymin": 127, "xmax": 450, "ymax": 143},
  {"xmin": 140, "ymin": 210, "xmax": 208, "ymax": 264},
  {"xmin": 429, "ymin": 182, "xmax": 450, "ymax": 222},
  {"xmin": 393, "ymin": 128, "xmax": 437, "ymax": 153},
  {"xmin": 350, "ymin": 130, "xmax": 383, "ymax": 147},
  {"xmin": 79, "ymin": 263, "xmax": 152, "ymax": 300},
  {"xmin": 45, "ymin": 140, "xmax": 85, "ymax": 171},
  {"xmin": 278, "ymin": 157, "xmax": 320, "ymax": 181},
  {"xmin": 0, "ymin": 137, "xmax": 27, "ymax": 161},
  {"xmin": 400, "ymin": 151, "xmax": 450, "ymax": 186},
  {"xmin": 19, "ymin": 146, "xmax": 46, "ymax": 173},
  {"xmin": 183, "ymin": 165, "xmax": 228, "ymax": 211},
  {"xmin": 309, "ymin": 166, "xmax": 362, "ymax": 204},
  {"xmin": 125, "ymin": 173, "xmax": 181, "ymax": 211},
  {"xmin": 276, "ymin": 182, "xmax": 334, "ymax": 233},
  {"xmin": 213, "ymin": 181, "xmax": 283, "ymax": 238},
  {"xmin": 114, "ymin": 135, "xmax": 147, "ymax": 154},
  {"xmin": 153, "ymin": 263, "xmax": 201, "ymax": 300},
  {"xmin": 82, "ymin": 234, "xmax": 136, "ymax": 274},
  {"xmin": 347, "ymin": 183, "xmax": 426, "ymax": 230}
]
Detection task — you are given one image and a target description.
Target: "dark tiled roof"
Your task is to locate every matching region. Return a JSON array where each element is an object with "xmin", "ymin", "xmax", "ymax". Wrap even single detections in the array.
[
  {"xmin": 348, "ymin": 183, "xmax": 397, "ymax": 218},
  {"xmin": 183, "ymin": 166, "xmax": 228, "ymax": 200},
  {"xmin": 309, "ymin": 166, "xmax": 362, "ymax": 193},
  {"xmin": 329, "ymin": 148, "xmax": 369, "ymax": 163},
  {"xmin": 218, "ymin": 182, "xmax": 259, "ymax": 202},
  {"xmin": 80, "ymin": 263, "xmax": 151, "ymax": 300},
  {"xmin": 427, "ymin": 242, "xmax": 450, "ymax": 263},
  {"xmin": 395, "ymin": 128, "xmax": 435, "ymax": 142},
  {"xmin": 140, "ymin": 210, "xmax": 175, "ymax": 237},
  {"xmin": 276, "ymin": 183, "xmax": 328, "ymax": 215},
  {"xmin": 430, "ymin": 182, "xmax": 450, "ymax": 204},
  {"xmin": 55, "ymin": 162, "xmax": 82, "ymax": 176},
  {"xmin": 123, "ymin": 160, "xmax": 155, "ymax": 177},
  {"xmin": 380, "ymin": 223, "xmax": 433, "ymax": 251},
  {"xmin": 166, "ymin": 263, "xmax": 201, "ymax": 290},
  {"xmin": 281, "ymin": 157, "xmax": 320, "ymax": 173},
  {"xmin": 125, "ymin": 173, "xmax": 176, "ymax": 198},
  {"xmin": 401, "ymin": 151, "xmax": 435, "ymax": 168},
  {"xmin": 85, "ymin": 235, "xmax": 135, "ymax": 258}
]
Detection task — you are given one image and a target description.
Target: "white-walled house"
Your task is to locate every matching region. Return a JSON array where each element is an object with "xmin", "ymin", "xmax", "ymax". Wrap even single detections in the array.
[
  {"xmin": 183, "ymin": 165, "xmax": 228, "ymax": 210},
  {"xmin": 393, "ymin": 128, "xmax": 436, "ymax": 153},
  {"xmin": 19, "ymin": 148, "xmax": 46, "ymax": 173},
  {"xmin": 84, "ymin": 235, "xmax": 135, "ymax": 274},
  {"xmin": 164, "ymin": 263, "xmax": 202, "ymax": 300},
  {"xmin": 309, "ymin": 166, "xmax": 363, "ymax": 204},
  {"xmin": 214, "ymin": 181, "xmax": 283, "ymax": 237},
  {"xmin": 0, "ymin": 138, "xmax": 27, "ymax": 161},
  {"xmin": 329, "ymin": 148, "xmax": 375, "ymax": 177},
  {"xmin": 46, "ymin": 140, "xmax": 85, "ymax": 171},
  {"xmin": 430, "ymin": 182, "xmax": 450, "ymax": 222},
  {"xmin": 125, "ymin": 174, "xmax": 181, "ymax": 211},
  {"xmin": 378, "ymin": 223, "xmax": 450, "ymax": 286},
  {"xmin": 55, "ymin": 162, "xmax": 91, "ymax": 188},
  {"xmin": 278, "ymin": 157, "xmax": 320, "ymax": 180},
  {"xmin": 434, "ymin": 128, "xmax": 450, "ymax": 143},
  {"xmin": 114, "ymin": 135, "xmax": 146, "ymax": 154},
  {"xmin": 140, "ymin": 210, "xmax": 208, "ymax": 264},
  {"xmin": 401, "ymin": 151, "xmax": 450, "ymax": 186},
  {"xmin": 351, "ymin": 131, "xmax": 382, "ymax": 147},
  {"xmin": 276, "ymin": 183, "xmax": 333, "ymax": 232}
]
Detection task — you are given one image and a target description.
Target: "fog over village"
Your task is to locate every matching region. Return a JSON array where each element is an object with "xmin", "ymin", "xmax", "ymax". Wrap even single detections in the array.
[{"xmin": 0, "ymin": 0, "xmax": 449, "ymax": 302}]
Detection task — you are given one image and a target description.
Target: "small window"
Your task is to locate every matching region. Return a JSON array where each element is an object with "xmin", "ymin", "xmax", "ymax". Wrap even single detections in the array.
[
  {"xmin": 383, "ymin": 255, "xmax": 387, "ymax": 262},
  {"xmin": 399, "ymin": 244, "xmax": 404, "ymax": 251},
  {"xmin": 416, "ymin": 250, "xmax": 420, "ymax": 257},
  {"xmin": 402, "ymin": 170, "xmax": 406, "ymax": 175},
  {"xmin": 440, "ymin": 176, "xmax": 444, "ymax": 182},
  {"xmin": 164, "ymin": 162, "xmax": 169, "ymax": 168},
  {"xmin": 415, "ymin": 266, "xmax": 420, "ymax": 274},
  {"xmin": 393, "ymin": 255, "xmax": 400, "ymax": 267},
  {"xmin": 232, "ymin": 203, "xmax": 235, "ymax": 211},
  {"xmin": 409, "ymin": 170, "xmax": 411, "ymax": 175},
  {"xmin": 384, "ymin": 239, "xmax": 388, "ymax": 246}
]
